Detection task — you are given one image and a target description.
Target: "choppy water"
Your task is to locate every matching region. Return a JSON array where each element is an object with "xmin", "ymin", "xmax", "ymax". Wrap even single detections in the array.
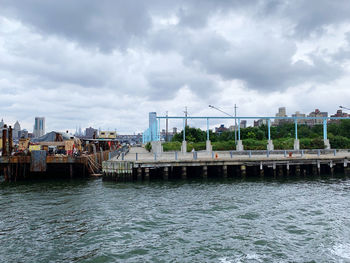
[{"xmin": 1, "ymin": 177, "xmax": 350, "ymax": 262}]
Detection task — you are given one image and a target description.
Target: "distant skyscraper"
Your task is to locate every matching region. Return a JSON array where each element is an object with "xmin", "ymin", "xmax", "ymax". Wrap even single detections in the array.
[
  {"xmin": 85, "ymin": 127, "xmax": 98, "ymax": 139},
  {"xmin": 33, "ymin": 117, "xmax": 45, "ymax": 138},
  {"xmin": 13, "ymin": 121, "xmax": 21, "ymax": 139}
]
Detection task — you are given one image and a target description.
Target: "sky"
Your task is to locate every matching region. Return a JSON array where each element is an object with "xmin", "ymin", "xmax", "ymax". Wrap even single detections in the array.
[{"xmin": 0, "ymin": 0, "xmax": 350, "ymax": 134}]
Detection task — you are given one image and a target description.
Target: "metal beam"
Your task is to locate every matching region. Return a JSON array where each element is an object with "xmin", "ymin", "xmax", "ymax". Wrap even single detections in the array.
[
  {"xmin": 295, "ymin": 118, "xmax": 298, "ymax": 140},
  {"xmin": 238, "ymin": 118, "xmax": 241, "ymax": 140},
  {"xmin": 183, "ymin": 118, "xmax": 186, "ymax": 141},
  {"xmin": 156, "ymin": 116, "xmax": 350, "ymax": 120},
  {"xmin": 206, "ymin": 118, "xmax": 209, "ymax": 141},
  {"xmin": 268, "ymin": 119, "xmax": 271, "ymax": 140}
]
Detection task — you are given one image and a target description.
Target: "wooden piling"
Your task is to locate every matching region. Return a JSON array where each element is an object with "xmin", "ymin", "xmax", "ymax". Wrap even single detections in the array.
[
  {"xmin": 145, "ymin": 168, "xmax": 150, "ymax": 180},
  {"xmin": 222, "ymin": 165, "xmax": 228, "ymax": 178},
  {"xmin": 240, "ymin": 165, "xmax": 246, "ymax": 178},
  {"xmin": 137, "ymin": 167, "xmax": 142, "ymax": 181},
  {"xmin": 70, "ymin": 164, "xmax": 73, "ymax": 178},
  {"xmin": 181, "ymin": 166, "xmax": 187, "ymax": 179},
  {"xmin": 295, "ymin": 165, "xmax": 301, "ymax": 177},
  {"xmin": 163, "ymin": 167, "xmax": 169, "ymax": 180},
  {"xmin": 277, "ymin": 165, "xmax": 283, "ymax": 177},
  {"xmin": 202, "ymin": 165, "xmax": 208, "ymax": 179},
  {"xmin": 259, "ymin": 162, "xmax": 264, "ymax": 178}
]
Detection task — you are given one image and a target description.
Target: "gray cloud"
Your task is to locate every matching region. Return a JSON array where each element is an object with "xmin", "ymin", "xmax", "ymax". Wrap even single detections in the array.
[
  {"xmin": 0, "ymin": 0, "xmax": 152, "ymax": 52},
  {"xmin": 0, "ymin": 0, "xmax": 350, "ymax": 132}
]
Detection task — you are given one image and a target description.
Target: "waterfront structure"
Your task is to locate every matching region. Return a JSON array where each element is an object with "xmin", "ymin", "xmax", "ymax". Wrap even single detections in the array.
[
  {"xmin": 144, "ymin": 113, "xmax": 350, "ymax": 151},
  {"xmin": 99, "ymin": 131, "xmax": 117, "ymax": 139},
  {"xmin": 33, "ymin": 117, "xmax": 45, "ymax": 138},
  {"xmin": 103, "ymin": 146, "xmax": 350, "ymax": 182},
  {"xmin": 143, "ymin": 112, "xmax": 158, "ymax": 144},
  {"xmin": 149, "ymin": 112, "xmax": 157, "ymax": 140}
]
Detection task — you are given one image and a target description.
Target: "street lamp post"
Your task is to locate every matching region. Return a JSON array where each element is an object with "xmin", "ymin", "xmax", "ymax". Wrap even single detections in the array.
[{"xmin": 340, "ymin": 106, "xmax": 350, "ymax": 111}]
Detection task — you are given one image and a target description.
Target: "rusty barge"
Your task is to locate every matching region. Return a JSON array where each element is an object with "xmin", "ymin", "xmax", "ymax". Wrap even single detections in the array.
[{"xmin": 0, "ymin": 125, "xmax": 126, "ymax": 182}]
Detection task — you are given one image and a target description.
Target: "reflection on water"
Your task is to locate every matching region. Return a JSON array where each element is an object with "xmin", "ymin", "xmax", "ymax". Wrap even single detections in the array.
[{"xmin": 1, "ymin": 176, "xmax": 350, "ymax": 262}]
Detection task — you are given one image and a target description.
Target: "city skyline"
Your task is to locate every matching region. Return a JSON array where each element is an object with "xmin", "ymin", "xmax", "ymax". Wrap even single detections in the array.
[{"xmin": 1, "ymin": 106, "xmax": 349, "ymax": 136}]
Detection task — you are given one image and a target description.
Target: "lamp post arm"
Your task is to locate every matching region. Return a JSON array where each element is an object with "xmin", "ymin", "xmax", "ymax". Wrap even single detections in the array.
[{"xmin": 209, "ymin": 105, "xmax": 234, "ymax": 118}]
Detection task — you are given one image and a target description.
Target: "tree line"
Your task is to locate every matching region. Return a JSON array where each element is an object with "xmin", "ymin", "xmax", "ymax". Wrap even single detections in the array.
[{"xmin": 163, "ymin": 120, "xmax": 350, "ymax": 151}]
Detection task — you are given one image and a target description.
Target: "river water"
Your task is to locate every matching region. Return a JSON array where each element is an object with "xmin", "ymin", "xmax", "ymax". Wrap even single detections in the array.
[{"xmin": 1, "ymin": 176, "xmax": 350, "ymax": 263}]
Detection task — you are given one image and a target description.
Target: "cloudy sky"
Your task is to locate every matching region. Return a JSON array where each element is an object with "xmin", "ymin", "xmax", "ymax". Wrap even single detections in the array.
[{"xmin": 1, "ymin": 0, "xmax": 350, "ymax": 134}]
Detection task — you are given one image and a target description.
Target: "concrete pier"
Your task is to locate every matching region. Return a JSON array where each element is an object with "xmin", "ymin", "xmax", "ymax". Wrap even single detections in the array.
[
  {"xmin": 267, "ymin": 140, "xmax": 274, "ymax": 151},
  {"xmin": 206, "ymin": 140, "xmax": 212, "ymax": 152},
  {"xmin": 294, "ymin": 139, "xmax": 300, "ymax": 150},
  {"xmin": 181, "ymin": 141, "xmax": 187, "ymax": 153},
  {"xmin": 236, "ymin": 140, "xmax": 244, "ymax": 151},
  {"xmin": 102, "ymin": 147, "xmax": 350, "ymax": 182}
]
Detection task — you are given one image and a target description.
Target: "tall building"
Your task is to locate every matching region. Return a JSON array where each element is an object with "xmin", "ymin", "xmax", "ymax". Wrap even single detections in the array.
[
  {"xmin": 329, "ymin": 110, "xmax": 349, "ymax": 124},
  {"xmin": 85, "ymin": 127, "xmax": 98, "ymax": 139},
  {"xmin": 19, "ymin": 129, "xmax": 29, "ymax": 139},
  {"xmin": 274, "ymin": 107, "xmax": 289, "ymax": 126},
  {"xmin": 240, "ymin": 120, "xmax": 247, "ymax": 129},
  {"xmin": 306, "ymin": 109, "xmax": 328, "ymax": 126},
  {"xmin": 292, "ymin": 111, "xmax": 307, "ymax": 124},
  {"xmin": 0, "ymin": 118, "xmax": 4, "ymax": 129},
  {"xmin": 33, "ymin": 117, "xmax": 45, "ymax": 138},
  {"xmin": 13, "ymin": 121, "xmax": 21, "ymax": 139},
  {"xmin": 254, "ymin": 119, "xmax": 268, "ymax": 127}
]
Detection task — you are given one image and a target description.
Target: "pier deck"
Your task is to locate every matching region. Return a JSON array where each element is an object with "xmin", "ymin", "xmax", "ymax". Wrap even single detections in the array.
[{"xmin": 102, "ymin": 147, "xmax": 350, "ymax": 181}]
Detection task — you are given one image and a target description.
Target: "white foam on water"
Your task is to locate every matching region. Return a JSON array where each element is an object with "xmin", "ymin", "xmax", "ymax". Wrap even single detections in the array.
[
  {"xmin": 331, "ymin": 243, "xmax": 350, "ymax": 261},
  {"xmin": 219, "ymin": 253, "xmax": 262, "ymax": 263}
]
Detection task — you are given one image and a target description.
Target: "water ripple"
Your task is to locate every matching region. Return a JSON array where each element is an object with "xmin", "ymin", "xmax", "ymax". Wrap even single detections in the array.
[{"xmin": 1, "ymin": 178, "xmax": 350, "ymax": 262}]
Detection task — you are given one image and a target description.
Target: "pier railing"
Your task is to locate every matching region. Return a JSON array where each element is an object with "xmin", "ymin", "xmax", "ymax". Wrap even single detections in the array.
[{"xmin": 118, "ymin": 149, "xmax": 349, "ymax": 162}]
